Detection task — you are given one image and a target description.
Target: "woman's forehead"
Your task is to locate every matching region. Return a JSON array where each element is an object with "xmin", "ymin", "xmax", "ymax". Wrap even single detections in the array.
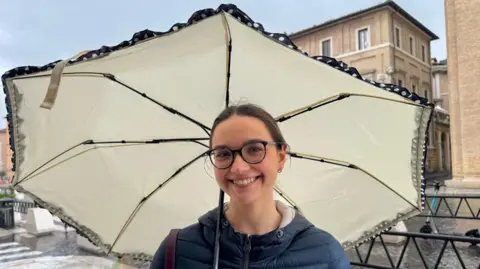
[{"xmin": 211, "ymin": 116, "xmax": 272, "ymax": 147}]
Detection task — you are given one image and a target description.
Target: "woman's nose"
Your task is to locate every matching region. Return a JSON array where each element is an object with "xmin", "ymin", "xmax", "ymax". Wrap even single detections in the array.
[{"xmin": 230, "ymin": 153, "xmax": 250, "ymax": 172}]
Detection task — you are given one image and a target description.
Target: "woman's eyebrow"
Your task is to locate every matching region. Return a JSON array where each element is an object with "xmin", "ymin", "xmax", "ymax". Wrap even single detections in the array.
[
  {"xmin": 212, "ymin": 139, "xmax": 264, "ymax": 150},
  {"xmin": 243, "ymin": 138, "xmax": 264, "ymax": 145},
  {"xmin": 212, "ymin": 144, "xmax": 228, "ymax": 150}
]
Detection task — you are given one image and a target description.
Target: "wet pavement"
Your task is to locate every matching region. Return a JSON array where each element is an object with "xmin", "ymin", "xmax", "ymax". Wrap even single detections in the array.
[
  {"xmin": 0, "ymin": 254, "xmax": 137, "ymax": 269},
  {"xmin": 0, "ymin": 229, "xmax": 151, "ymax": 268},
  {"xmin": 0, "ymin": 187, "xmax": 478, "ymax": 269}
]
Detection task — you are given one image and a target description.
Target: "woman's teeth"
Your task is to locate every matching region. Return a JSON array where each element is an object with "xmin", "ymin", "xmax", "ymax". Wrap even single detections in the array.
[{"xmin": 233, "ymin": 177, "xmax": 258, "ymax": 185}]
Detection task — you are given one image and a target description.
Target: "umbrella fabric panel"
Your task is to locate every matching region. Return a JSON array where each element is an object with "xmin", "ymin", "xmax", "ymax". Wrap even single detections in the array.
[
  {"xmin": 20, "ymin": 142, "xmax": 209, "ymax": 254},
  {"xmin": 277, "ymin": 158, "xmax": 420, "ymax": 249},
  {"xmin": 12, "ymin": 13, "xmax": 228, "ymax": 132},
  {"xmin": 20, "ymin": 145, "xmax": 140, "ymax": 249},
  {"xmin": 61, "ymin": 13, "xmax": 229, "ymax": 129},
  {"xmin": 8, "ymin": 76, "xmax": 106, "ymax": 181},
  {"xmin": 278, "ymin": 97, "xmax": 427, "ymax": 207},
  {"xmin": 11, "ymin": 72, "xmax": 210, "ymax": 182},
  {"xmin": 111, "ymin": 158, "xmax": 221, "ymax": 256}
]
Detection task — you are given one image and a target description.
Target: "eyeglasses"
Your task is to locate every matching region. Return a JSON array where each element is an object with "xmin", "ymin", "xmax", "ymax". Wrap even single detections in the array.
[{"xmin": 208, "ymin": 140, "xmax": 278, "ymax": 169}]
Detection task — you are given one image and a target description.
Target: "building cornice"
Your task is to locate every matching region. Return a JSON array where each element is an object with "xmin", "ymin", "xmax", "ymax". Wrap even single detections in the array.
[{"xmin": 289, "ymin": 0, "xmax": 439, "ymax": 41}]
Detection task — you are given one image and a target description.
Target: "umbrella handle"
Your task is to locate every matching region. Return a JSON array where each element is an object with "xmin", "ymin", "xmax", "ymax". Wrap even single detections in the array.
[{"xmin": 212, "ymin": 190, "xmax": 225, "ymax": 269}]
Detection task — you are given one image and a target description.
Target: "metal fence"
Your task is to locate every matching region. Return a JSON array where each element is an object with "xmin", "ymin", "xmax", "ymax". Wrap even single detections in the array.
[
  {"xmin": 419, "ymin": 194, "xmax": 480, "ymax": 220},
  {"xmin": 350, "ymin": 231, "xmax": 480, "ymax": 269},
  {"xmin": 0, "ymin": 205, "xmax": 14, "ymax": 229},
  {"xmin": 351, "ymin": 190, "xmax": 480, "ymax": 269},
  {"xmin": 11, "ymin": 200, "xmax": 38, "ymax": 214}
]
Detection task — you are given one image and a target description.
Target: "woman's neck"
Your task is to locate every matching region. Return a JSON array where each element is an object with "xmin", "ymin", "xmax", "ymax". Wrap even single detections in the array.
[{"xmin": 225, "ymin": 198, "xmax": 282, "ymax": 235}]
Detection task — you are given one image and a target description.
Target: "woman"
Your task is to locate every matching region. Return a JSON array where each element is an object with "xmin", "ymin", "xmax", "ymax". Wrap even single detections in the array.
[{"xmin": 150, "ymin": 104, "xmax": 350, "ymax": 269}]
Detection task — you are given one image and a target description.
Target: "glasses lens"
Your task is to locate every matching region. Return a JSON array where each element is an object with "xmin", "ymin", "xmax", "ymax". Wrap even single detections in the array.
[
  {"xmin": 210, "ymin": 148, "xmax": 233, "ymax": 168},
  {"xmin": 241, "ymin": 142, "xmax": 266, "ymax": 164}
]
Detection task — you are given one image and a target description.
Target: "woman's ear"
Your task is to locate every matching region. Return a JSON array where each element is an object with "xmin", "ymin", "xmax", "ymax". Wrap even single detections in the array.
[{"xmin": 277, "ymin": 144, "xmax": 287, "ymax": 170}]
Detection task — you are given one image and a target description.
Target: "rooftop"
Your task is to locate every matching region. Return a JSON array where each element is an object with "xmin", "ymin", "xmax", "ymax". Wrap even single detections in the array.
[
  {"xmin": 289, "ymin": 0, "xmax": 439, "ymax": 41},
  {"xmin": 432, "ymin": 58, "xmax": 447, "ymax": 73},
  {"xmin": 432, "ymin": 65, "xmax": 447, "ymax": 73}
]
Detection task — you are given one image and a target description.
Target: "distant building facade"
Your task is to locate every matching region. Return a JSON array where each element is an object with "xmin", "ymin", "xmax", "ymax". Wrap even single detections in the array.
[
  {"xmin": 431, "ymin": 59, "xmax": 451, "ymax": 174},
  {"xmin": 445, "ymin": 0, "xmax": 480, "ymax": 184},
  {"xmin": 289, "ymin": 0, "xmax": 450, "ymax": 175}
]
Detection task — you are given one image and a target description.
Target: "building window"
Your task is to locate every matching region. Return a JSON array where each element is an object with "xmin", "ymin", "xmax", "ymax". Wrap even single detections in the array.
[
  {"xmin": 412, "ymin": 84, "xmax": 416, "ymax": 93},
  {"xmin": 357, "ymin": 27, "xmax": 370, "ymax": 50},
  {"xmin": 398, "ymin": 79, "xmax": 403, "ymax": 87},
  {"xmin": 409, "ymin": 36, "xmax": 415, "ymax": 55},
  {"xmin": 424, "ymin": 89, "xmax": 428, "ymax": 99},
  {"xmin": 421, "ymin": 45, "xmax": 426, "ymax": 62},
  {"xmin": 321, "ymin": 39, "xmax": 332, "ymax": 57},
  {"xmin": 395, "ymin": 27, "xmax": 401, "ymax": 47}
]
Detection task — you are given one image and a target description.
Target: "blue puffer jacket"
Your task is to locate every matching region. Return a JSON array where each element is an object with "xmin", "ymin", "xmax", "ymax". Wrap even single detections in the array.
[{"xmin": 150, "ymin": 204, "xmax": 350, "ymax": 269}]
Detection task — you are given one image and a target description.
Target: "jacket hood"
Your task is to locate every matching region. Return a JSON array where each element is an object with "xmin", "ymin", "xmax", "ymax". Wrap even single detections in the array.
[{"xmin": 198, "ymin": 201, "xmax": 314, "ymax": 261}]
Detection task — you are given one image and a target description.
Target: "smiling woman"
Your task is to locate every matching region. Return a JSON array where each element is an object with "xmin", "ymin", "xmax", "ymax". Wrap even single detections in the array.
[
  {"xmin": 150, "ymin": 103, "xmax": 351, "ymax": 269},
  {"xmin": 209, "ymin": 105, "xmax": 287, "ymax": 211}
]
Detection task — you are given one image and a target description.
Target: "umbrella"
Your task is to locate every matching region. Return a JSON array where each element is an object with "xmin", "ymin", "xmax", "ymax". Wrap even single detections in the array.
[{"xmin": 1, "ymin": 3, "xmax": 433, "ymax": 263}]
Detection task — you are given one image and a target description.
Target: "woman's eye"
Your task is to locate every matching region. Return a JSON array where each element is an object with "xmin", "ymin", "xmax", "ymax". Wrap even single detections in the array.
[
  {"xmin": 247, "ymin": 146, "xmax": 262, "ymax": 153},
  {"xmin": 215, "ymin": 151, "xmax": 230, "ymax": 158}
]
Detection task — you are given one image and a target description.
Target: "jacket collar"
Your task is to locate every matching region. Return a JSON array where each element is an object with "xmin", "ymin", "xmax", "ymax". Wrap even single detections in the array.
[{"xmin": 198, "ymin": 201, "xmax": 313, "ymax": 261}]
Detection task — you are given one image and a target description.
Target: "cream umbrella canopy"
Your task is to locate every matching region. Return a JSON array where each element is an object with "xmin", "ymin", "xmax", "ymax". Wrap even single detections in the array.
[{"xmin": 1, "ymin": 3, "xmax": 432, "ymax": 264}]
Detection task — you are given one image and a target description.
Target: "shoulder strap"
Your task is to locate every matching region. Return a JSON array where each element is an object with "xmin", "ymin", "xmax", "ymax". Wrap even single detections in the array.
[{"xmin": 164, "ymin": 229, "xmax": 180, "ymax": 269}]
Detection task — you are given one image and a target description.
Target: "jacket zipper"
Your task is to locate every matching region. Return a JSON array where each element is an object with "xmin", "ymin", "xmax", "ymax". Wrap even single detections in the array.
[{"xmin": 241, "ymin": 234, "xmax": 251, "ymax": 269}]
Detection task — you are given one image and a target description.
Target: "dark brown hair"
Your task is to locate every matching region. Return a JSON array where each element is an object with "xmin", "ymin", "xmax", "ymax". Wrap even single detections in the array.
[{"xmin": 210, "ymin": 103, "xmax": 287, "ymax": 150}]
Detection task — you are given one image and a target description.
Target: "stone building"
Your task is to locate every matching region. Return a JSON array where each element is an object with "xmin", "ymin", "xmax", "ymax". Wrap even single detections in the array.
[
  {"xmin": 445, "ymin": 0, "xmax": 480, "ymax": 186},
  {"xmin": 288, "ymin": 0, "xmax": 450, "ymax": 175},
  {"xmin": 431, "ymin": 59, "xmax": 451, "ymax": 174}
]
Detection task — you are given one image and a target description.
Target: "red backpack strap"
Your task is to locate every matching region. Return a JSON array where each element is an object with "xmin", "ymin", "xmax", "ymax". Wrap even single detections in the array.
[{"xmin": 164, "ymin": 229, "xmax": 180, "ymax": 269}]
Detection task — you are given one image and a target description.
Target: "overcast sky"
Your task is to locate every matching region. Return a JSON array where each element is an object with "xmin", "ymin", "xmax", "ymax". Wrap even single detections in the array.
[{"xmin": 0, "ymin": 0, "xmax": 445, "ymax": 128}]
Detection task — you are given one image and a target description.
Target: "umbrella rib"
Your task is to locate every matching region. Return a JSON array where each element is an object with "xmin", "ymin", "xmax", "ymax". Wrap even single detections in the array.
[
  {"xmin": 273, "ymin": 185, "xmax": 302, "ymax": 212},
  {"xmin": 221, "ymin": 12, "xmax": 232, "ymax": 109},
  {"xmin": 107, "ymin": 151, "xmax": 208, "ymax": 255},
  {"xmin": 276, "ymin": 93, "xmax": 425, "ymax": 123},
  {"xmin": 15, "ymin": 138, "xmax": 209, "ymax": 185},
  {"xmin": 15, "ymin": 71, "xmax": 211, "ymax": 136},
  {"xmin": 103, "ymin": 73, "xmax": 211, "ymax": 136},
  {"xmin": 85, "ymin": 137, "xmax": 210, "ymax": 148},
  {"xmin": 210, "ymin": 13, "xmax": 232, "ymax": 269},
  {"xmin": 288, "ymin": 152, "xmax": 421, "ymax": 211},
  {"xmin": 14, "ymin": 140, "xmax": 86, "ymax": 186}
]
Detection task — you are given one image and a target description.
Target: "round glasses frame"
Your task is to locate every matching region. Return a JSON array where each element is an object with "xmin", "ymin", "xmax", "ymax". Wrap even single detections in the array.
[{"xmin": 208, "ymin": 140, "xmax": 278, "ymax": 169}]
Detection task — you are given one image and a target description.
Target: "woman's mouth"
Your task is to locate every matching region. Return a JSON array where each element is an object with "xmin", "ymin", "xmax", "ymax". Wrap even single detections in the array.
[{"xmin": 231, "ymin": 176, "xmax": 261, "ymax": 186}]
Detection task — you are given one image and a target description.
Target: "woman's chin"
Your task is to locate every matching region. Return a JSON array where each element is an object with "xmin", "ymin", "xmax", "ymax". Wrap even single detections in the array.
[{"xmin": 231, "ymin": 195, "xmax": 259, "ymax": 205}]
